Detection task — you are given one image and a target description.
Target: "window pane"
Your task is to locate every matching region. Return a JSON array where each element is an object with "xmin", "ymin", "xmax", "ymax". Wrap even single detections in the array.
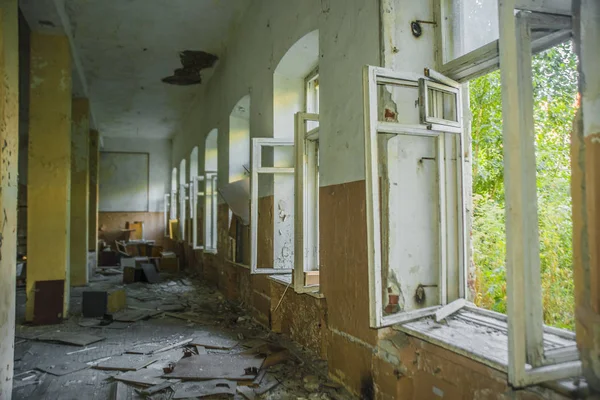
[{"xmin": 445, "ymin": 0, "xmax": 499, "ymax": 62}]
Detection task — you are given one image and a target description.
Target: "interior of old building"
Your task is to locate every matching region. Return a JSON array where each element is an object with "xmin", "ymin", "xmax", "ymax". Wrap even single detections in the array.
[{"xmin": 1, "ymin": 0, "xmax": 599, "ymax": 399}]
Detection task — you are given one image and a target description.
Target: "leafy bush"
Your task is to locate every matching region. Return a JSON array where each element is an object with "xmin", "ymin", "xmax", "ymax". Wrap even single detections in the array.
[{"xmin": 470, "ymin": 42, "xmax": 577, "ymax": 330}]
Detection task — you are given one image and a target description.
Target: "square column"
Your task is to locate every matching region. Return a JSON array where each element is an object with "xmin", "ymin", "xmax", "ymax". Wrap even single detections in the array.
[
  {"xmin": 88, "ymin": 129, "xmax": 99, "ymax": 261},
  {"xmin": 0, "ymin": 0, "xmax": 19, "ymax": 397},
  {"xmin": 26, "ymin": 32, "xmax": 72, "ymax": 322},
  {"xmin": 70, "ymin": 98, "xmax": 90, "ymax": 286}
]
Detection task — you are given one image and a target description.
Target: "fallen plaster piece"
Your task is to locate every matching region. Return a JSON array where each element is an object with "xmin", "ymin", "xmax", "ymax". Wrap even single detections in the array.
[
  {"xmin": 172, "ymin": 379, "xmax": 237, "ymax": 399},
  {"xmin": 93, "ymin": 354, "xmax": 157, "ymax": 371},
  {"xmin": 434, "ymin": 298, "xmax": 467, "ymax": 322},
  {"xmin": 112, "ymin": 369, "xmax": 166, "ymax": 387},
  {"xmin": 163, "ymin": 353, "xmax": 264, "ymax": 381},
  {"xmin": 190, "ymin": 331, "xmax": 239, "ymax": 349},
  {"xmin": 35, "ymin": 331, "xmax": 106, "ymax": 347},
  {"xmin": 237, "ymin": 385, "xmax": 257, "ymax": 400},
  {"xmin": 36, "ymin": 361, "xmax": 90, "ymax": 376}
]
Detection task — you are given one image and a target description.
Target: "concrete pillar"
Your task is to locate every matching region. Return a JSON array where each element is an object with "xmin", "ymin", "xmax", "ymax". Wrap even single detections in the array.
[
  {"xmin": 573, "ymin": 0, "xmax": 600, "ymax": 392},
  {"xmin": 70, "ymin": 98, "xmax": 90, "ymax": 286},
  {"xmin": 0, "ymin": 0, "xmax": 19, "ymax": 397},
  {"xmin": 88, "ymin": 129, "xmax": 99, "ymax": 258},
  {"xmin": 26, "ymin": 32, "xmax": 72, "ymax": 322}
]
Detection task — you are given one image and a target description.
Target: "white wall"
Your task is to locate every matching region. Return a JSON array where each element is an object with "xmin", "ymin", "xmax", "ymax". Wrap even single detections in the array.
[
  {"xmin": 102, "ymin": 137, "xmax": 171, "ymax": 212},
  {"xmin": 170, "ymin": 0, "xmax": 380, "ymax": 190}
]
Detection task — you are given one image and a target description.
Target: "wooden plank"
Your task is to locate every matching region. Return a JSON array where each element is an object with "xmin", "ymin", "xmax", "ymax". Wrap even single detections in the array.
[
  {"xmin": 189, "ymin": 332, "xmax": 238, "ymax": 349},
  {"xmin": 172, "ymin": 379, "xmax": 237, "ymax": 399},
  {"xmin": 163, "ymin": 354, "xmax": 264, "ymax": 381},
  {"xmin": 36, "ymin": 361, "xmax": 89, "ymax": 376},
  {"xmin": 148, "ymin": 338, "xmax": 193, "ymax": 355},
  {"xmin": 110, "ymin": 381, "xmax": 128, "ymax": 400},
  {"xmin": 112, "ymin": 369, "xmax": 166, "ymax": 387},
  {"xmin": 93, "ymin": 354, "xmax": 157, "ymax": 372},
  {"xmin": 35, "ymin": 331, "xmax": 105, "ymax": 347}
]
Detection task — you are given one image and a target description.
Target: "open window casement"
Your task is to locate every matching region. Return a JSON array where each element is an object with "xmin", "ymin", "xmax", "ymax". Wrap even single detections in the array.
[
  {"xmin": 250, "ymin": 138, "xmax": 294, "ymax": 275},
  {"xmin": 294, "ymin": 112, "xmax": 320, "ymax": 293},
  {"xmin": 188, "ymin": 179, "xmax": 195, "ymax": 246},
  {"xmin": 164, "ymin": 194, "xmax": 171, "ymax": 237},
  {"xmin": 497, "ymin": 1, "xmax": 581, "ymax": 388},
  {"xmin": 179, "ymin": 183, "xmax": 189, "ymax": 241},
  {"xmin": 191, "ymin": 175, "xmax": 205, "ymax": 250},
  {"xmin": 204, "ymin": 172, "xmax": 218, "ymax": 253},
  {"xmin": 436, "ymin": 0, "xmax": 572, "ymax": 83},
  {"xmin": 363, "ymin": 65, "xmax": 468, "ymax": 328}
]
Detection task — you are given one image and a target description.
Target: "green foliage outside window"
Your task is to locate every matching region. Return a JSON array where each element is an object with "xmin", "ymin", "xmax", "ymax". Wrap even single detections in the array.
[{"xmin": 470, "ymin": 42, "xmax": 578, "ymax": 330}]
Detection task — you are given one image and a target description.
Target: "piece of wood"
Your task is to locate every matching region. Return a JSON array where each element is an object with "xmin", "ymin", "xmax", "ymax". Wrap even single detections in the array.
[
  {"xmin": 172, "ymin": 379, "xmax": 237, "ymax": 399},
  {"xmin": 164, "ymin": 312, "xmax": 209, "ymax": 325},
  {"xmin": 138, "ymin": 379, "xmax": 180, "ymax": 396},
  {"xmin": 261, "ymin": 348, "xmax": 290, "ymax": 368},
  {"xmin": 112, "ymin": 369, "xmax": 166, "ymax": 387},
  {"xmin": 163, "ymin": 354, "xmax": 264, "ymax": 381},
  {"xmin": 149, "ymin": 338, "xmax": 193, "ymax": 355},
  {"xmin": 110, "ymin": 381, "xmax": 129, "ymax": 400},
  {"xmin": 93, "ymin": 354, "xmax": 157, "ymax": 371},
  {"xmin": 35, "ymin": 331, "xmax": 105, "ymax": 347},
  {"xmin": 190, "ymin": 331, "xmax": 238, "ymax": 349},
  {"xmin": 36, "ymin": 361, "xmax": 89, "ymax": 376},
  {"xmin": 141, "ymin": 263, "xmax": 160, "ymax": 283},
  {"xmin": 434, "ymin": 298, "xmax": 467, "ymax": 322},
  {"xmin": 33, "ymin": 280, "xmax": 65, "ymax": 325}
]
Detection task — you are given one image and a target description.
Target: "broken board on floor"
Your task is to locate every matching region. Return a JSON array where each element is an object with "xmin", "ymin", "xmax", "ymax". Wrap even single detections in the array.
[
  {"xmin": 94, "ymin": 354, "xmax": 157, "ymax": 371},
  {"xmin": 173, "ymin": 379, "xmax": 237, "ymax": 399},
  {"xmin": 141, "ymin": 263, "xmax": 160, "ymax": 283},
  {"xmin": 190, "ymin": 331, "xmax": 239, "ymax": 349},
  {"xmin": 113, "ymin": 369, "xmax": 166, "ymax": 387},
  {"xmin": 35, "ymin": 331, "xmax": 105, "ymax": 346},
  {"xmin": 163, "ymin": 353, "xmax": 264, "ymax": 381},
  {"xmin": 36, "ymin": 361, "xmax": 89, "ymax": 376}
]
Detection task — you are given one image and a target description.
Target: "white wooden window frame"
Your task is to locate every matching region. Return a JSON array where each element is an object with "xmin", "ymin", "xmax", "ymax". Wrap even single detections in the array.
[
  {"xmin": 170, "ymin": 188, "xmax": 177, "ymax": 220},
  {"xmin": 435, "ymin": 0, "xmax": 572, "ymax": 83},
  {"xmin": 427, "ymin": 0, "xmax": 581, "ymax": 387},
  {"xmin": 363, "ymin": 65, "xmax": 467, "ymax": 328},
  {"xmin": 204, "ymin": 171, "xmax": 218, "ymax": 254},
  {"xmin": 164, "ymin": 193, "xmax": 170, "ymax": 237},
  {"xmin": 191, "ymin": 175, "xmax": 205, "ymax": 250},
  {"xmin": 304, "ymin": 67, "xmax": 319, "ymax": 115},
  {"xmin": 498, "ymin": 0, "xmax": 581, "ymax": 387},
  {"xmin": 250, "ymin": 138, "xmax": 294, "ymax": 275},
  {"xmin": 188, "ymin": 178, "xmax": 195, "ymax": 246},
  {"xmin": 179, "ymin": 183, "xmax": 188, "ymax": 241},
  {"xmin": 294, "ymin": 112, "xmax": 320, "ymax": 294}
]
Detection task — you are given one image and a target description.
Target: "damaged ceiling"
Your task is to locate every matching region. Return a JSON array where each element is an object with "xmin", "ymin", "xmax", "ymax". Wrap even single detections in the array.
[{"xmin": 20, "ymin": 0, "xmax": 249, "ymax": 139}]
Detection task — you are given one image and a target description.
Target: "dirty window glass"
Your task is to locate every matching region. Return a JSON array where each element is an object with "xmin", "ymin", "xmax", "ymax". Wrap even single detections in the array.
[{"xmin": 444, "ymin": 0, "xmax": 499, "ymax": 62}]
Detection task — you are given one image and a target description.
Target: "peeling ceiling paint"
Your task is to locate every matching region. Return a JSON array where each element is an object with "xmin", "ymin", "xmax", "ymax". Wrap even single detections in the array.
[{"xmin": 25, "ymin": 0, "xmax": 249, "ymax": 139}]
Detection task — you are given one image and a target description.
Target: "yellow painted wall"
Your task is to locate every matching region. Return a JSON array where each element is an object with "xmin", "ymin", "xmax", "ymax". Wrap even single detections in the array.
[
  {"xmin": 26, "ymin": 32, "xmax": 72, "ymax": 321},
  {"xmin": 70, "ymin": 98, "xmax": 90, "ymax": 286},
  {"xmin": 0, "ymin": 0, "xmax": 19, "ymax": 397},
  {"xmin": 89, "ymin": 129, "xmax": 99, "ymax": 252}
]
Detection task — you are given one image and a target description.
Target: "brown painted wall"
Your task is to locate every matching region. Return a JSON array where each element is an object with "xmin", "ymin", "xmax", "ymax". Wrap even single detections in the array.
[
  {"xmin": 98, "ymin": 211, "xmax": 165, "ymax": 248},
  {"xmin": 172, "ymin": 180, "xmax": 571, "ymax": 400}
]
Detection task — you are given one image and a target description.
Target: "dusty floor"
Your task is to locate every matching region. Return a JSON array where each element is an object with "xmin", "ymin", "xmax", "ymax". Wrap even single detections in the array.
[{"xmin": 12, "ymin": 271, "xmax": 353, "ymax": 400}]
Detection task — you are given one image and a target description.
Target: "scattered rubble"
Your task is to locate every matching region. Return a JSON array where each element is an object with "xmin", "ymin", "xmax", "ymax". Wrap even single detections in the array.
[{"xmin": 12, "ymin": 273, "xmax": 353, "ymax": 399}]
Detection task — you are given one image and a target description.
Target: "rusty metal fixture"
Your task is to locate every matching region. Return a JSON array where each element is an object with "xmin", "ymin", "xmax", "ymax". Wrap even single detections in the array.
[
  {"xmin": 183, "ymin": 348, "xmax": 194, "ymax": 358},
  {"xmin": 410, "ymin": 20, "xmax": 437, "ymax": 38},
  {"xmin": 163, "ymin": 362, "xmax": 175, "ymax": 374},
  {"xmin": 414, "ymin": 284, "xmax": 438, "ymax": 304}
]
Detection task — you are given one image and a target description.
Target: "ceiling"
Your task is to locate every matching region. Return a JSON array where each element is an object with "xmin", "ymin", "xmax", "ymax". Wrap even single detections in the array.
[{"xmin": 20, "ymin": 0, "xmax": 250, "ymax": 139}]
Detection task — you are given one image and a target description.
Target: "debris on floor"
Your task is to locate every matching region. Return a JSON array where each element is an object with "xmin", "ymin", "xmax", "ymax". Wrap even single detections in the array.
[{"xmin": 12, "ymin": 273, "xmax": 353, "ymax": 399}]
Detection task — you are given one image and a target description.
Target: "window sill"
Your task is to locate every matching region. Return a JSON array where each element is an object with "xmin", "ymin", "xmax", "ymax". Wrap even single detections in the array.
[
  {"xmin": 226, "ymin": 260, "xmax": 250, "ymax": 270},
  {"xmin": 268, "ymin": 274, "xmax": 324, "ymax": 299},
  {"xmin": 390, "ymin": 305, "xmax": 581, "ymax": 392}
]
